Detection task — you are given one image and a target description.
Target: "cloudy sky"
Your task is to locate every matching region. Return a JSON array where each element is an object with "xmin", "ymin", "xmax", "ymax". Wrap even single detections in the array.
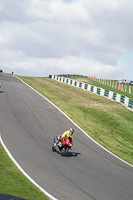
[{"xmin": 0, "ymin": 0, "xmax": 133, "ymax": 79}]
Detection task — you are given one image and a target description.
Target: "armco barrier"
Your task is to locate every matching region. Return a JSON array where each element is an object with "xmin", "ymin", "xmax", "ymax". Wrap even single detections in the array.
[
  {"xmin": 104, "ymin": 90, "xmax": 109, "ymax": 97},
  {"xmin": 84, "ymin": 83, "xmax": 88, "ymax": 90},
  {"xmin": 112, "ymin": 93, "xmax": 117, "ymax": 101},
  {"xmin": 51, "ymin": 75, "xmax": 133, "ymax": 111},
  {"xmin": 97, "ymin": 88, "xmax": 101, "ymax": 95},
  {"xmin": 120, "ymin": 95, "xmax": 125, "ymax": 104},
  {"xmin": 128, "ymin": 99, "xmax": 133, "ymax": 109},
  {"xmin": 90, "ymin": 86, "xmax": 94, "ymax": 92}
]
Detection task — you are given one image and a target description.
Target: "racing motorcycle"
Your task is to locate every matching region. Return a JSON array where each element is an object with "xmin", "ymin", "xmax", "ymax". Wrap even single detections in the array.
[{"xmin": 52, "ymin": 136, "xmax": 73, "ymax": 156}]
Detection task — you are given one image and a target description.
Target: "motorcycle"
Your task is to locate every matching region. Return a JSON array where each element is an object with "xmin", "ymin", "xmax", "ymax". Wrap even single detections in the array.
[{"xmin": 52, "ymin": 136, "xmax": 73, "ymax": 156}]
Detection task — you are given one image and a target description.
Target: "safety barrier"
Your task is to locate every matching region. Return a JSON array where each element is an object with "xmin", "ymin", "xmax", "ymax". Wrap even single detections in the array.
[{"xmin": 51, "ymin": 75, "xmax": 133, "ymax": 111}]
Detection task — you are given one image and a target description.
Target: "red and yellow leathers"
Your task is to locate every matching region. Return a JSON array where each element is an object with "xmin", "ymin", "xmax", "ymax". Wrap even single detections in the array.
[{"xmin": 62, "ymin": 130, "xmax": 73, "ymax": 139}]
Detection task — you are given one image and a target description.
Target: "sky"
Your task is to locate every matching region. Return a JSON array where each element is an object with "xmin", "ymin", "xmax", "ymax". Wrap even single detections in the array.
[{"xmin": 0, "ymin": 0, "xmax": 133, "ymax": 79}]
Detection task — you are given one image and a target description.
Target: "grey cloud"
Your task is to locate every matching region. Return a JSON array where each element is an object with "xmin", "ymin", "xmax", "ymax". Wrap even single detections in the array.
[{"xmin": 0, "ymin": 0, "xmax": 31, "ymax": 23}]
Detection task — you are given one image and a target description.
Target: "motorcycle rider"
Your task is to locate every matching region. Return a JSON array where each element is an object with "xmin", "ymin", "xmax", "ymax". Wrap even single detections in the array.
[{"xmin": 57, "ymin": 128, "xmax": 74, "ymax": 148}]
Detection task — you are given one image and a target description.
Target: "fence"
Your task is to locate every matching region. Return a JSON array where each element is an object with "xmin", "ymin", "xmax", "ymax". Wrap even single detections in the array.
[
  {"xmin": 51, "ymin": 75, "xmax": 133, "ymax": 111},
  {"xmin": 94, "ymin": 78, "xmax": 133, "ymax": 95}
]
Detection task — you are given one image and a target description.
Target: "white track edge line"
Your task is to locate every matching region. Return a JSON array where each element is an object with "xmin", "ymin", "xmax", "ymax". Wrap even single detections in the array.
[
  {"xmin": 0, "ymin": 134, "xmax": 57, "ymax": 200},
  {"xmin": 16, "ymin": 76, "xmax": 133, "ymax": 168}
]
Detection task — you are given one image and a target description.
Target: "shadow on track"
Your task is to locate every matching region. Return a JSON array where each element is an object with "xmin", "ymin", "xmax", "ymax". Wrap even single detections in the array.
[{"xmin": 65, "ymin": 152, "xmax": 81, "ymax": 157}]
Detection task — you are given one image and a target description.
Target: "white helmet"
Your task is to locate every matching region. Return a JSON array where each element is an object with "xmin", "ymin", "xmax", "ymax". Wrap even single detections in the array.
[{"xmin": 69, "ymin": 128, "xmax": 74, "ymax": 135}]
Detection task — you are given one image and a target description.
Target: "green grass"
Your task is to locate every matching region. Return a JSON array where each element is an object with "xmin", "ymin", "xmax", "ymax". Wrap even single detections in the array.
[
  {"xmin": 70, "ymin": 76, "xmax": 133, "ymax": 99},
  {"xmin": 0, "ymin": 143, "xmax": 49, "ymax": 200},
  {"xmin": 18, "ymin": 76, "xmax": 133, "ymax": 165}
]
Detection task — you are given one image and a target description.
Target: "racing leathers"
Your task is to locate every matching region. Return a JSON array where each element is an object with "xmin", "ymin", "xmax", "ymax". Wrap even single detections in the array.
[{"xmin": 57, "ymin": 130, "xmax": 73, "ymax": 147}]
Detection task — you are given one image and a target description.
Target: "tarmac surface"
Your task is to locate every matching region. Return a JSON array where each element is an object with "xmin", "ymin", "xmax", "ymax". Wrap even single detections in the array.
[
  {"xmin": 0, "ymin": 194, "xmax": 27, "ymax": 200},
  {"xmin": 0, "ymin": 74, "xmax": 133, "ymax": 200}
]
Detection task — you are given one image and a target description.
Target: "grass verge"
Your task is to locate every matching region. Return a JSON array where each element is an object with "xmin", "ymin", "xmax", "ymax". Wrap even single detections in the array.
[{"xmin": 18, "ymin": 76, "xmax": 133, "ymax": 165}]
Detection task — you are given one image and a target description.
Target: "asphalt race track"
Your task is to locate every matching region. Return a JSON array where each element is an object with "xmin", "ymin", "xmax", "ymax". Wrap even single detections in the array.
[
  {"xmin": 0, "ymin": 74, "xmax": 133, "ymax": 200},
  {"xmin": 0, "ymin": 193, "xmax": 27, "ymax": 200}
]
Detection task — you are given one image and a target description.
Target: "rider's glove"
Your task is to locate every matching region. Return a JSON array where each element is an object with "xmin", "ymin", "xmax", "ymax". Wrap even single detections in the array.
[{"xmin": 63, "ymin": 137, "xmax": 66, "ymax": 141}]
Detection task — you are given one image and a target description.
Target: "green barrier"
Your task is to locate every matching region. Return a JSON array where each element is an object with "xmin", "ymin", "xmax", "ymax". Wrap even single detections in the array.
[
  {"xmin": 97, "ymin": 88, "xmax": 101, "ymax": 95},
  {"xmin": 53, "ymin": 76, "xmax": 133, "ymax": 111},
  {"xmin": 128, "ymin": 99, "xmax": 133, "ymax": 109},
  {"xmin": 84, "ymin": 84, "xmax": 88, "ymax": 90},
  {"xmin": 120, "ymin": 95, "xmax": 125, "ymax": 104},
  {"xmin": 104, "ymin": 90, "xmax": 109, "ymax": 97},
  {"xmin": 112, "ymin": 93, "xmax": 117, "ymax": 100},
  {"xmin": 74, "ymin": 81, "xmax": 77, "ymax": 86},
  {"xmin": 90, "ymin": 86, "xmax": 94, "ymax": 92},
  {"xmin": 79, "ymin": 83, "xmax": 82, "ymax": 88}
]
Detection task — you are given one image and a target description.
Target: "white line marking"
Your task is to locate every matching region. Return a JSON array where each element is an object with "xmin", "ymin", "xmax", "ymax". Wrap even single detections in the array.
[{"xmin": 0, "ymin": 134, "xmax": 57, "ymax": 200}]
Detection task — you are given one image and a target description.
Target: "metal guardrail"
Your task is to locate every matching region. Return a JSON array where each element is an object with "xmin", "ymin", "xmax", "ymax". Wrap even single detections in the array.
[{"xmin": 49, "ymin": 74, "xmax": 87, "ymax": 78}]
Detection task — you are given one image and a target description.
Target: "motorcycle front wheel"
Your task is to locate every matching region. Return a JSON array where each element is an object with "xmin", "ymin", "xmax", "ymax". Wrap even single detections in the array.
[{"xmin": 60, "ymin": 146, "xmax": 69, "ymax": 156}]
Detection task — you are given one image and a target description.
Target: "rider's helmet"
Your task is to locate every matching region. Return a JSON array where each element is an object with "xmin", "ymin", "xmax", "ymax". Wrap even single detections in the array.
[{"xmin": 69, "ymin": 128, "xmax": 74, "ymax": 135}]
